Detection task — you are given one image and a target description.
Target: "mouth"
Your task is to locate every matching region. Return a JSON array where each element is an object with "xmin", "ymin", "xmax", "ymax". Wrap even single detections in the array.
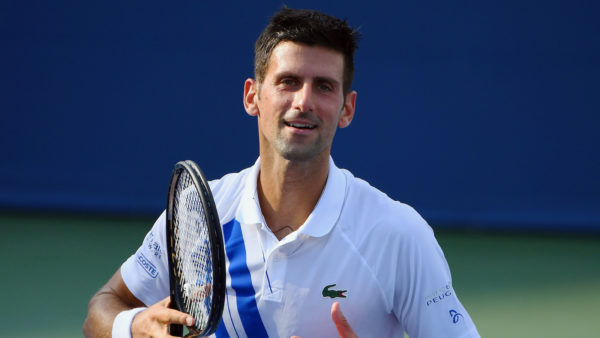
[{"xmin": 283, "ymin": 121, "xmax": 316, "ymax": 130}]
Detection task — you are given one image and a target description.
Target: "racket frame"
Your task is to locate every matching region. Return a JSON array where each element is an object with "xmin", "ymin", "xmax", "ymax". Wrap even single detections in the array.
[{"xmin": 166, "ymin": 160, "xmax": 226, "ymax": 337}]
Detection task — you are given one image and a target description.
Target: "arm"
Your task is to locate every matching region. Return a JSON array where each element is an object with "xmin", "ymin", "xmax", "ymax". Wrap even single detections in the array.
[
  {"xmin": 393, "ymin": 215, "xmax": 480, "ymax": 337},
  {"xmin": 83, "ymin": 268, "xmax": 194, "ymax": 338},
  {"xmin": 83, "ymin": 268, "xmax": 143, "ymax": 337}
]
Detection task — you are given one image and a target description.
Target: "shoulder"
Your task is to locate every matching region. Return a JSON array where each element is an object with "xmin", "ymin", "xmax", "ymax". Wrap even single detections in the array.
[
  {"xmin": 208, "ymin": 165, "xmax": 254, "ymax": 222},
  {"xmin": 332, "ymin": 169, "xmax": 446, "ymax": 311},
  {"xmin": 336, "ymin": 169, "xmax": 447, "ymax": 287},
  {"xmin": 337, "ymin": 168, "xmax": 435, "ymax": 246},
  {"xmin": 209, "ymin": 167, "xmax": 251, "ymax": 197},
  {"xmin": 342, "ymin": 169, "xmax": 431, "ymax": 235}
]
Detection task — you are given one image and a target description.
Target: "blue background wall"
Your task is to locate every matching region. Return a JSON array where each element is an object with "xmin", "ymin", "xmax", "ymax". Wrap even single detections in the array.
[{"xmin": 1, "ymin": 1, "xmax": 598, "ymax": 231}]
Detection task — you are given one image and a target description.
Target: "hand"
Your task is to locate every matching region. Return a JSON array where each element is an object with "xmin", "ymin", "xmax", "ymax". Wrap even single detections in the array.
[
  {"xmin": 131, "ymin": 296, "xmax": 194, "ymax": 337},
  {"xmin": 330, "ymin": 302, "xmax": 357, "ymax": 338},
  {"xmin": 291, "ymin": 302, "xmax": 357, "ymax": 338}
]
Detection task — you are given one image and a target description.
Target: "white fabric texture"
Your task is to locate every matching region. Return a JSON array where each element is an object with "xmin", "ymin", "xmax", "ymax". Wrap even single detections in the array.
[{"xmin": 121, "ymin": 157, "xmax": 480, "ymax": 337}]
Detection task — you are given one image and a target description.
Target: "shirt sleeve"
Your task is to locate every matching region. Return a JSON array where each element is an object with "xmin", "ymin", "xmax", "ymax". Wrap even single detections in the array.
[
  {"xmin": 120, "ymin": 211, "xmax": 170, "ymax": 306},
  {"xmin": 394, "ymin": 216, "xmax": 480, "ymax": 338}
]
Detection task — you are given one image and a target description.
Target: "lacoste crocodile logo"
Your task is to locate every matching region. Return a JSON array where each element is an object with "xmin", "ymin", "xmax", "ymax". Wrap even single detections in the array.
[{"xmin": 322, "ymin": 284, "xmax": 347, "ymax": 298}]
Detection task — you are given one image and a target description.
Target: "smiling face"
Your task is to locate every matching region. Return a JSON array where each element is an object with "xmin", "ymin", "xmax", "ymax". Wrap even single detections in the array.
[{"xmin": 244, "ymin": 41, "xmax": 356, "ymax": 163}]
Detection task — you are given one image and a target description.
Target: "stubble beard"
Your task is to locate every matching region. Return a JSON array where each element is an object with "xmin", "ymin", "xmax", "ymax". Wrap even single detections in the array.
[{"xmin": 273, "ymin": 132, "xmax": 328, "ymax": 162}]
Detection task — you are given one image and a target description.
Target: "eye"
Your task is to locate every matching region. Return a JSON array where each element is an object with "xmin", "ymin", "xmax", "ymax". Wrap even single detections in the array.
[
  {"xmin": 280, "ymin": 77, "xmax": 298, "ymax": 87},
  {"xmin": 317, "ymin": 82, "xmax": 333, "ymax": 92}
]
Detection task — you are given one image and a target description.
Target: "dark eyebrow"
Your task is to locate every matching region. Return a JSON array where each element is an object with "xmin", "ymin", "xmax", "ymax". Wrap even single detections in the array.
[
  {"xmin": 315, "ymin": 76, "xmax": 341, "ymax": 88},
  {"xmin": 274, "ymin": 72, "xmax": 340, "ymax": 84},
  {"xmin": 273, "ymin": 71, "xmax": 299, "ymax": 81}
]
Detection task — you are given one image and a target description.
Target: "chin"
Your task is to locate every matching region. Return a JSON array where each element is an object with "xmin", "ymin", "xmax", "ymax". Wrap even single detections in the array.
[
  {"xmin": 281, "ymin": 152, "xmax": 315, "ymax": 162},
  {"xmin": 278, "ymin": 145, "xmax": 324, "ymax": 162},
  {"xmin": 271, "ymin": 135, "xmax": 330, "ymax": 162}
]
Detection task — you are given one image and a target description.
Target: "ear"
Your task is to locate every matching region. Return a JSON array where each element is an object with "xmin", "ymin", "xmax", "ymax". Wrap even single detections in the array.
[
  {"xmin": 338, "ymin": 90, "xmax": 357, "ymax": 128},
  {"xmin": 244, "ymin": 78, "xmax": 259, "ymax": 117}
]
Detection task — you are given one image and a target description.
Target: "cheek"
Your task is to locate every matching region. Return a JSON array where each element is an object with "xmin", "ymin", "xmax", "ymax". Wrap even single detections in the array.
[
  {"xmin": 258, "ymin": 93, "xmax": 288, "ymax": 116},
  {"xmin": 256, "ymin": 105, "xmax": 279, "ymax": 132},
  {"xmin": 325, "ymin": 103, "xmax": 345, "ymax": 125}
]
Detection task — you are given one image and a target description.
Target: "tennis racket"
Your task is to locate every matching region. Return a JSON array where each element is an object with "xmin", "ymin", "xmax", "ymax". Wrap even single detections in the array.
[{"xmin": 166, "ymin": 160, "xmax": 226, "ymax": 337}]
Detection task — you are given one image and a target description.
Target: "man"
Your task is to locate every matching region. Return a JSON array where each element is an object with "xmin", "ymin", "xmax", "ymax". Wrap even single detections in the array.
[{"xmin": 84, "ymin": 7, "xmax": 479, "ymax": 337}]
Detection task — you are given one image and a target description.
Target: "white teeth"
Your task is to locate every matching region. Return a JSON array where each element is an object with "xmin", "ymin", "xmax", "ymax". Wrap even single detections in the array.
[{"xmin": 285, "ymin": 122, "xmax": 315, "ymax": 129}]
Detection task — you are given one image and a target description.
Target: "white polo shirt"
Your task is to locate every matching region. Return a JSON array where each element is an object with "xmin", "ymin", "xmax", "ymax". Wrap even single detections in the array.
[{"xmin": 121, "ymin": 157, "xmax": 479, "ymax": 337}]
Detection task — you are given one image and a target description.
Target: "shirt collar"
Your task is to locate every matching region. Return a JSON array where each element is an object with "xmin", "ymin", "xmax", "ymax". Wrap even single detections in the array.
[
  {"xmin": 297, "ymin": 157, "xmax": 346, "ymax": 237},
  {"xmin": 237, "ymin": 157, "xmax": 264, "ymax": 226},
  {"xmin": 236, "ymin": 156, "xmax": 347, "ymax": 238}
]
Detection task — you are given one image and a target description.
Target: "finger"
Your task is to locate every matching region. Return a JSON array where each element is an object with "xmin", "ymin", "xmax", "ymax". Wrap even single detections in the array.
[
  {"xmin": 156, "ymin": 307, "xmax": 195, "ymax": 327},
  {"xmin": 157, "ymin": 296, "xmax": 194, "ymax": 327},
  {"xmin": 183, "ymin": 283, "xmax": 212, "ymax": 301},
  {"xmin": 331, "ymin": 302, "xmax": 357, "ymax": 338}
]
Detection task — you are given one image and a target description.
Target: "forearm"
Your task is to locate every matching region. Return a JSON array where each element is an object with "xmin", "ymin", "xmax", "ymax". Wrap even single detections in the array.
[
  {"xmin": 83, "ymin": 288, "xmax": 137, "ymax": 337},
  {"xmin": 83, "ymin": 269, "xmax": 145, "ymax": 337}
]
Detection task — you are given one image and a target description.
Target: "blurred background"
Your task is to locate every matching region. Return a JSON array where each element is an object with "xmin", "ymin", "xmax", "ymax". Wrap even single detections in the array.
[{"xmin": 1, "ymin": 0, "xmax": 598, "ymax": 337}]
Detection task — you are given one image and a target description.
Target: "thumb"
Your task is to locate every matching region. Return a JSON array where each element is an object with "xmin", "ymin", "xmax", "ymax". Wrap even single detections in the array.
[
  {"xmin": 331, "ymin": 302, "xmax": 357, "ymax": 338},
  {"xmin": 160, "ymin": 295, "xmax": 173, "ymax": 308}
]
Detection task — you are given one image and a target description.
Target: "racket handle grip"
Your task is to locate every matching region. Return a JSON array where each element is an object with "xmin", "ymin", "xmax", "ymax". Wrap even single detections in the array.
[{"xmin": 169, "ymin": 324, "xmax": 184, "ymax": 336}]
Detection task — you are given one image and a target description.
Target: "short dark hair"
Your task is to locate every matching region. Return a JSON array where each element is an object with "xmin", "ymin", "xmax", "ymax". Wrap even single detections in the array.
[{"xmin": 254, "ymin": 7, "xmax": 361, "ymax": 95}]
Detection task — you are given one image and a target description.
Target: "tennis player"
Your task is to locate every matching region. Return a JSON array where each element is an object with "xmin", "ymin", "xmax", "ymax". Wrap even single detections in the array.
[{"xmin": 84, "ymin": 7, "xmax": 479, "ymax": 337}]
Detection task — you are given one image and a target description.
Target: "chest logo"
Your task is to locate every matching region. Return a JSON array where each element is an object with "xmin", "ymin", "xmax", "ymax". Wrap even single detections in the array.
[{"xmin": 322, "ymin": 284, "xmax": 347, "ymax": 298}]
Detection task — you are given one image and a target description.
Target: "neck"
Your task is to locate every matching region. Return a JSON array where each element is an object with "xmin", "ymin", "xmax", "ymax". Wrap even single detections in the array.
[{"xmin": 257, "ymin": 153, "xmax": 330, "ymax": 240}]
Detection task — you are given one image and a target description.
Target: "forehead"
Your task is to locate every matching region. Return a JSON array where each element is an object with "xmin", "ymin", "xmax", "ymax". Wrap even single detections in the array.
[{"xmin": 265, "ymin": 41, "xmax": 344, "ymax": 82}]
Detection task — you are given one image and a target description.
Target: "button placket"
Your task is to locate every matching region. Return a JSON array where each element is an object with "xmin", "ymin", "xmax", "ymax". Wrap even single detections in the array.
[{"xmin": 262, "ymin": 248, "xmax": 286, "ymax": 301}]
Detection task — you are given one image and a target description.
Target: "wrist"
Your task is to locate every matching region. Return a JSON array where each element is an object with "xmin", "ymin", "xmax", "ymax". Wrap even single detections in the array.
[{"xmin": 112, "ymin": 307, "xmax": 146, "ymax": 338}]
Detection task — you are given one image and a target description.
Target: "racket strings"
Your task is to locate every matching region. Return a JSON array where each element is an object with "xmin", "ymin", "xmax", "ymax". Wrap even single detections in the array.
[{"xmin": 173, "ymin": 170, "xmax": 214, "ymax": 330}]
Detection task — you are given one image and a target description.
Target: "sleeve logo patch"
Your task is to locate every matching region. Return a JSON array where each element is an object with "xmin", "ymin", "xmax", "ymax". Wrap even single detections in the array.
[
  {"xmin": 145, "ymin": 230, "xmax": 162, "ymax": 260},
  {"xmin": 449, "ymin": 309, "xmax": 463, "ymax": 323},
  {"xmin": 137, "ymin": 253, "xmax": 159, "ymax": 278},
  {"xmin": 425, "ymin": 283, "xmax": 454, "ymax": 306}
]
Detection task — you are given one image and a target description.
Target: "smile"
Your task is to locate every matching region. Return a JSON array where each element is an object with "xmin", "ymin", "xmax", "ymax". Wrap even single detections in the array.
[{"xmin": 284, "ymin": 121, "xmax": 316, "ymax": 129}]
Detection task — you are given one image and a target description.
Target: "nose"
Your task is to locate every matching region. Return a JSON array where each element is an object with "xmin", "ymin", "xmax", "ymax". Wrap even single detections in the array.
[{"xmin": 292, "ymin": 83, "xmax": 315, "ymax": 113}]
